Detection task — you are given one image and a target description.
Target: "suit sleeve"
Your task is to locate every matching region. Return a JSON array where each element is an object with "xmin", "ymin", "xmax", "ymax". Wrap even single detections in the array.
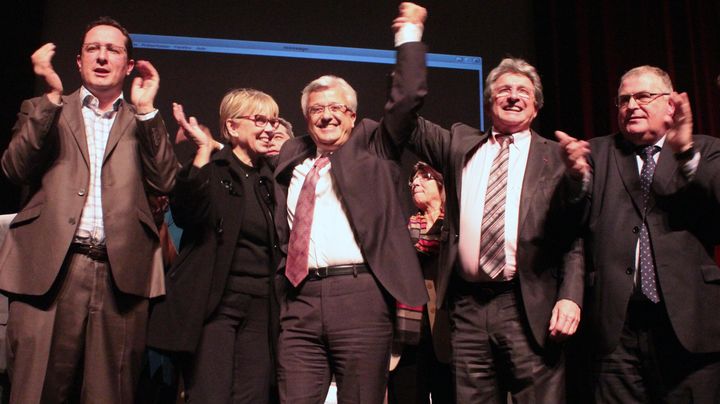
[
  {"xmin": 662, "ymin": 135, "xmax": 720, "ymax": 204},
  {"xmin": 372, "ymin": 41, "xmax": 428, "ymax": 159},
  {"xmin": 407, "ymin": 117, "xmax": 453, "ymax": 172},
  {"xmin": 135, "ymin": 113, "xmax": 178, "ymax": 194},
  {"xmin": 1, "ymin": 96, "xmax": 61, "ymax": 184},
  {"xmin": 557, "ymin": 238, "xmax": 585, "ymax": 307},
  {"xmin": 170, "ymin": 163, "xmax": 212, "ymax": 230}
]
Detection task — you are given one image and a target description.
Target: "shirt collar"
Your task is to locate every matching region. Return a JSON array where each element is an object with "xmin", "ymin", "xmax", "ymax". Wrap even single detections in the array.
[
  {"xmin": 80, "ymin": 86, "xmax": 124, "ymax": 113},
  {"xmin": 490, "ymin": 127, "xmax": 531, "ymax": 145}
]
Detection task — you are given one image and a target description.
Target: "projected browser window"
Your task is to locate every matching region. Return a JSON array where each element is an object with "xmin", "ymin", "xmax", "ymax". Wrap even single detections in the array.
[{"xmin": 130, "ymin": 33, "xmax": 484, "ymax": 130}]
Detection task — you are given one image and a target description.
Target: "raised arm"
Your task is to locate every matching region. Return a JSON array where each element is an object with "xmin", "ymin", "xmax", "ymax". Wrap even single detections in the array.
[
  {"xmin": 1, "ymin": 43, "xmax": 65, "ymax": 184},
  {"xmin": 375, "ymin": 2, "xmax": 428, "ymax": 157},
  {"xmin": 131, "ymin": 60, "xmax": 179, "ymax": 194}
]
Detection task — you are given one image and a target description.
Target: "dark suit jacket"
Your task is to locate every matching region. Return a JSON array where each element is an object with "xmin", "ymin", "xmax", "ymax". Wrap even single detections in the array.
[
  {"xmin": 409, "ymin": 122, "xmax": 585, "ymax": 348},
  {"xmin": 147, "ymin": 148, "xmax": 280, "ymax": 353},
  {"xmin": 273, "ymin": 42, "xmax": 428, "ymax": 307},
  {"xmin": 0, "ymin": 90, "xmax": 177, "ymax": 298},
  {"xmin": 583, "ymin": 133, "xmax": 720, "ymax": 354}
]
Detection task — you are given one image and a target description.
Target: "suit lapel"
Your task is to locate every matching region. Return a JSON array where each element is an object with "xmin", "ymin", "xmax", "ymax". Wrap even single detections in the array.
[
  {"xmin": 276, "ymin": 136, "xmax": 316, "ymax": 183},
  {"xmin": 102, "ymin": 101, "xmax": 133, "ymax": 164},
  {"xmin": 612, "ymin": 135, "xmax": 644, "ymax": 215},
  {"xmin": 647, "ymin": 143, "xmax": 676, "ymax": 213},
  {"xmin": 518, "ymin": 133, "xmax": 549, "ymax": 229},
  {"xmin": 61, "ymin": 91, "xmax": 90, "ymax": 169},
  {"xmin": 274, "ymin": 136, "xmax": 316, "ymax": 247}
]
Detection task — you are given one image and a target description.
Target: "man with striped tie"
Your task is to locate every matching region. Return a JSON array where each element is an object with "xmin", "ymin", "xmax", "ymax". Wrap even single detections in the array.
[{"xmin": 409, "ymin": 58, "xmax": 584, "ymax": 403}]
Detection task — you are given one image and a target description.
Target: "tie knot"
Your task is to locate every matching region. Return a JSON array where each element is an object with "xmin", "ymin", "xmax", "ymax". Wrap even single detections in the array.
[
  {"xmin": 495, "ymin": 134, "xmax": 513, "ymax": 147},
  {"xmin": 314, "ymin": 155, "xmax": 330, "ymax": 169},
  {"xmin": 638, "ymin": 145, "xmax": 660, "ymax": 161}
]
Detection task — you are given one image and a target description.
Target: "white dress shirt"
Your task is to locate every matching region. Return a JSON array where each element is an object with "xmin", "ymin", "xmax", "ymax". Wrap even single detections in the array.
[
  {"xmin": 458, "ymin": 129, "xmax": 532, "ymax": 282},
  {"xmin": 287, "ymin": 153, "xmax": 365, "ymax": 268}
]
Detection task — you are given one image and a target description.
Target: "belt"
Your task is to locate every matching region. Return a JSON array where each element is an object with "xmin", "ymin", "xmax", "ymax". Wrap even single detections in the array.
[
  {"xmin": 455, "ymin": 277, "xmax": 518, "ymax": 298},
  {"xmin": 70, "ymin": 242, "xmax": 109, "ymax": 262},
  {"xmin": 305, "ymin": 264, "xmax": 369, "ymax": 281}
]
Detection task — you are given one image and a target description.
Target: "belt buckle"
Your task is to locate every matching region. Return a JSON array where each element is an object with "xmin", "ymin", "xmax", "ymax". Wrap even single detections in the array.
[
  {"xmin": 86, "ymin": 242, "xmax": 105, "ymax": 261},
  {"xmin": 315, "ymin": 267, "xmax": 329, "ymax": 278}
]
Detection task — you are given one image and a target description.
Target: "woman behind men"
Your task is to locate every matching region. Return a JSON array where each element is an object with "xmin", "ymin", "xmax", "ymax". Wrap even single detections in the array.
[
  {"xmin": 147, "ymin": 89, "xmax": 281, "ymax": 403},
  {"xmin": 389, "ymin": 161, "xmax": 454, "ymax": 403}
]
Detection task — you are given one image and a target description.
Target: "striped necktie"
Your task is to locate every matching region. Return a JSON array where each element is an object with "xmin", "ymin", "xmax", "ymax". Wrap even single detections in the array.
[{"xmin": 478, "ymin": 135, "xmax": 513, "ymax": 279}]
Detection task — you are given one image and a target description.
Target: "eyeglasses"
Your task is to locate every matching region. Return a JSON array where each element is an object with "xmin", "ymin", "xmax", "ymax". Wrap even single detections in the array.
[
  {"xmin": 234, "ymin": 115, "xmax": 280, "ymax": 129},
  {"xmin": 408, "ymin": 171, "xmax": 436, "ymax": 187},
  {"xmin": 307, "ymin": 104, "xmax": 353, "ymax": 117},
  {"xmin": 615, "ymin": 92, "xmax": 670, "ymax": 108},
  {"xmin": 82, "ymin": 42, "xmax": 127, "ymax": 56},
  {"xmin": 494, "ymin": 86, "xmax": 533, "ymax": 100}
]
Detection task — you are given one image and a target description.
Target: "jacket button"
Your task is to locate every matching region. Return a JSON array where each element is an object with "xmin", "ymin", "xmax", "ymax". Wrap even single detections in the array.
[
  {"xmin": 68, "ymin": 218, "xmax": 76, "ymax": 225},
  {"xmin": 625, "ymin": 267, "xmax": 633, "ymax": 275},
  {"xmin": 78, "ymin": 189, "xmax": 86, "ymax": 196},
  {"xmin": 632, "ymin": 226, "xmax": 639, "ymax": 234}
]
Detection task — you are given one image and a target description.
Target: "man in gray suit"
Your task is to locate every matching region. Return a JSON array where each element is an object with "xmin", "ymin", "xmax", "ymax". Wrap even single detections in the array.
[
  {"xmin": 409, "ymin": 58, "xmax": 584, "ymax": 403},
  {"xmin": 0, "ymin": 17, "xmax": 177, "ymax": 403}
]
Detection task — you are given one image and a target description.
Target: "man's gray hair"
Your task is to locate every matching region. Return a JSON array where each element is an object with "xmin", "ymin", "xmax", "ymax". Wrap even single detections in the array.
[
  {"xmin": 300, "ymin": 75, "xmax": 358, "ymax": 116},
  {"xmin": 619, "ymin": 65, "xmax": 674, "ymax": 93},
  {"xmin": 484, "ymin": 57, "xmax": 544, "ymax": 110}
]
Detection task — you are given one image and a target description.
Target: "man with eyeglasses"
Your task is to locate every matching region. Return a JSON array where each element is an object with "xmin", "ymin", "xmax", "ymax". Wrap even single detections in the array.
[
  {"xmin": 407, "ymin": 57, "xmax": 585, "ymax": 402},
  {"xmin": 272, "ymin": 3, "xmax": 428, "ymax": 403},
  {"xmin": 266, "ymin": 117, "xmax": 294, "ymax": 157},
  {"xmin": 557, "ymin": 65, "xmax": 720, "ymax": 402},
  {"xmin": 0, "ymin": 16, "xmax": 177, "ymax": 403}
]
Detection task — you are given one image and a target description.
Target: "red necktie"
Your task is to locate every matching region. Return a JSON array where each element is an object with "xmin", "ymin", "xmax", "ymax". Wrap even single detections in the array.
[{"xmin": 285, "ymin": 156, "xmax": 331, "ymax": 286}]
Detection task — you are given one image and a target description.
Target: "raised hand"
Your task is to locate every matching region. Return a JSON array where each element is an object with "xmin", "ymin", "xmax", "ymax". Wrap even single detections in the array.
[
  {"xmin": 665, "ymin": 92, "xmax": 694, "ymax": 153},
  {"xmin": 392, "ymin": 2, "xmax": 427, "ymax": 33},
  {"xmin": 32, "ymin": 43, "xmax": 63, "ymax": 104},
  {"xmin": 131, "ymin": 60, "xmax": 160, "ymax": 114},
  {"xmin": 556, "ymin": 130, "xmax": 591, "ymax": 179},
  {"xmin": 173, "ymin": 103, "xmax": 217, "ymax": 150}
]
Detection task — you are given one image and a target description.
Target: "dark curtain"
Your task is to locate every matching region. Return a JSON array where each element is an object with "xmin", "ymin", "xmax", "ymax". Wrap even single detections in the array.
[
  {"xmin": 534, "ymin": 2, "xmax": 720, "ymax": 402},
  {"xmin": 534, "ymin": 0, "xmax": 720, "ymax": 140}
]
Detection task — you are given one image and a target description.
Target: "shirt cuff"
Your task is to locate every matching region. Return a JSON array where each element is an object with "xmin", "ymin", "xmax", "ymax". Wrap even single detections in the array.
[
  {"xmin": 679, "ymin": 150, "xmax": 700, "ymax": 180},
  {"xmin": 395, "ymin": 23, "xmax": 423, "ymax": 47},
  {"xmin": 136, "ymin": 109, "xmax": 159, "ymax": 121}
]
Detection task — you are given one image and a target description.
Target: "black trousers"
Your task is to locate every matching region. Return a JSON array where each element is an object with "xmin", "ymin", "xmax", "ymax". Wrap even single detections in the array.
[
  {"xmin": 277, "ymin": 272, "xmax": 393, "ymax": 404},
  {"xmin": 593, "ymin": 300, "xmax": 720, "ymax": 403},
  {"xmin": 185, "ymin": 292, "xmax": 275, "ymax": 404},
  {"xmin": 450, "ymin": 281, "xmax": 564, "ymax": 404}
]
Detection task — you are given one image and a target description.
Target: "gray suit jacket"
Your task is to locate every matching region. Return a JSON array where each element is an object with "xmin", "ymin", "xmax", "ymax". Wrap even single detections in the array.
[
  {"xmin": 409, "ymin": 122, "xmax": 584, "ymax": 348},
  {"xmin": 0, "ymin": 90, "xmax": 177, "ymax": 298}
]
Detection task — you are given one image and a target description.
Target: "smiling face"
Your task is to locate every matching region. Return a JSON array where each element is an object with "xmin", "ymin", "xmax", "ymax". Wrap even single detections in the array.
[
  {"xmin": 489, "ymin": 73, "xmax": 538, "ymax": 134},
  {"xmin": 226, "ymin": 114, "xmax": 276, "ymax": 163},
  {"xmin": 617, "ymin": 73, "xmax": 674, "ymax": 145},
  {"xmin": 305, "ymin": 87, "xmax": 356, "ymax": 153},
  {"xmin": 77, "ymin": 25, "xmax": 134, "ymax": 99}
]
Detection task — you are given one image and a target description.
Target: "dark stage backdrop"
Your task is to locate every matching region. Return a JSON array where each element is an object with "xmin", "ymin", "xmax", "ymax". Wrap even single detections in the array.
[
  {"xmin": 1, "ymin": 0, "xmax": 536, "ymax": 212},
  {"xmin": 2, "ymin": 0, "xmax": 718, "ymax": 212}
]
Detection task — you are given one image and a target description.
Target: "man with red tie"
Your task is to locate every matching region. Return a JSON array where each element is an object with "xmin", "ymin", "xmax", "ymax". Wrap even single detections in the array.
[{"xmin": 272, "ymin": 3, "xmax": 428, "ymax": 403}]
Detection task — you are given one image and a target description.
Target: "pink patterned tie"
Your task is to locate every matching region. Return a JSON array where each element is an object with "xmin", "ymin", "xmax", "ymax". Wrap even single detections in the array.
[{"xmin": 285, "ymin": 156, "xmax": 330, "ymax": 286}]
